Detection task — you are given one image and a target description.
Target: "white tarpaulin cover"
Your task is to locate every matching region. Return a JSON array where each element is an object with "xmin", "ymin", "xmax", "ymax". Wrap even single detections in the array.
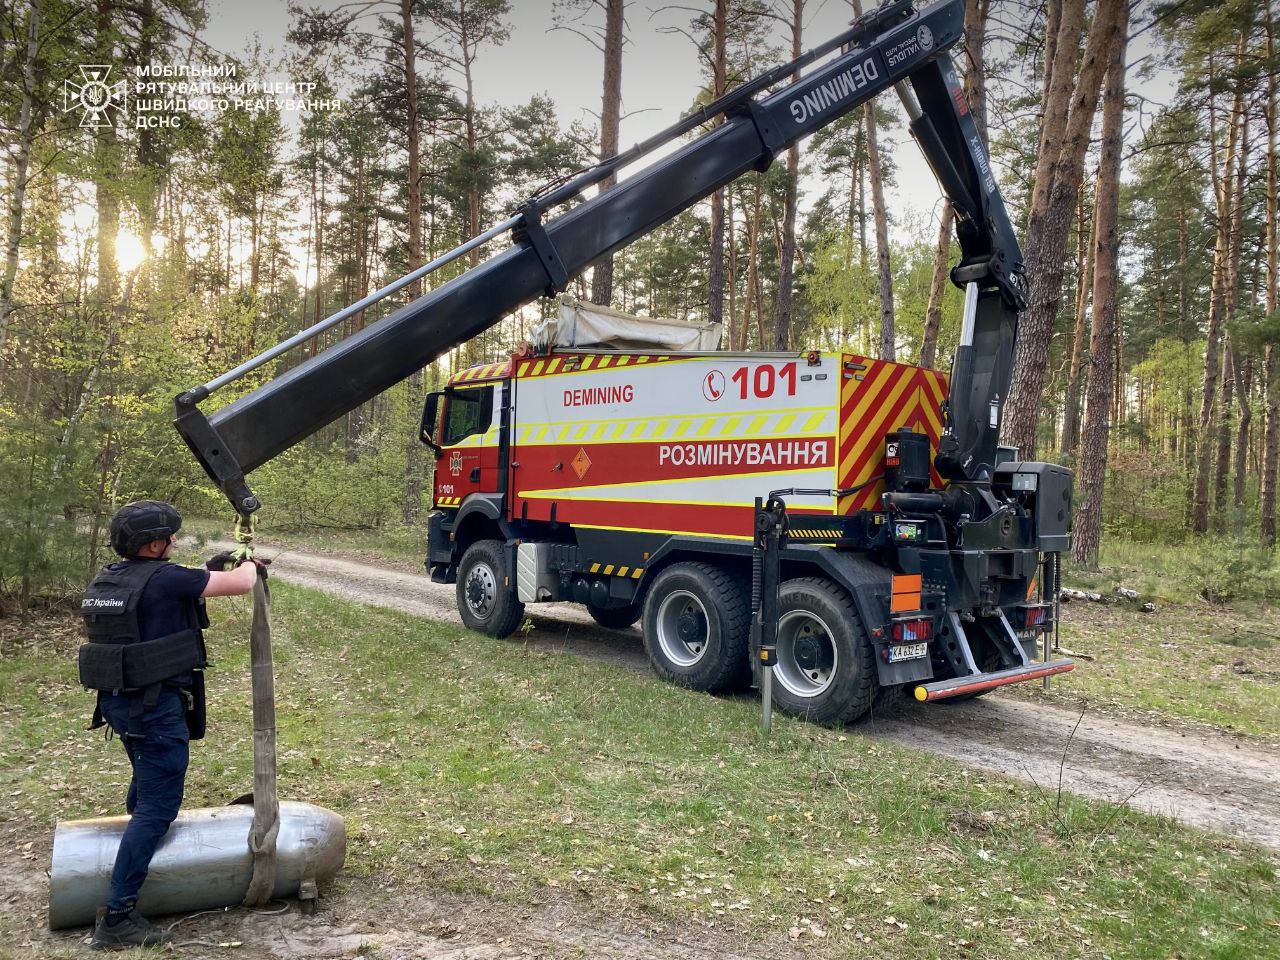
[{"xmin": 532, "ymin": 296, "xmax": 723, "ymax": 352}]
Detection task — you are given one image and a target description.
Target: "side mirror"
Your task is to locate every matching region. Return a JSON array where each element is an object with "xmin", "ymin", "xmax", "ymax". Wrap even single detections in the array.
[{"xmin": 420, "ymin": 391, "xmax": 443, "ymax": 454}]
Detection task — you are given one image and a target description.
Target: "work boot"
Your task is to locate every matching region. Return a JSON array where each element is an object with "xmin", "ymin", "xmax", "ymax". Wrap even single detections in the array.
[{"xmin": 89, "ymin": 909, "xmax": 172, "ymax": 950}]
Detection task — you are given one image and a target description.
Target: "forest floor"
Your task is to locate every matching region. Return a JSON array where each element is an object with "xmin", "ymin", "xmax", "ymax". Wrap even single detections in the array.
[{"xmin": 2, "ymin": 536, "xmax": 1278, "ymax": 958}]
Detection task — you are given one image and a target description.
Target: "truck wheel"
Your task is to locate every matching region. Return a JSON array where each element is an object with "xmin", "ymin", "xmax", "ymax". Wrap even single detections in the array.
[
  {"xmin": 587, "ymin": 602, "xmax": 641, "ymax": 630},
  {"xmin": 642, "ymin": 563, "xmax": 749, "ymax": 693},
  {"xmin": 770, "ymin": 578, "xmax": 876, "ymax": 725},
  {"xmin": 456, "ymin": 540, "xmax": 524, "ymax": 638}
]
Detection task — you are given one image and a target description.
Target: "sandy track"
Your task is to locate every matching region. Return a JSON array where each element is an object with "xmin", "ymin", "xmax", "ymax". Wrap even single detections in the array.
[{"xmin": 224, "ymin": 540, "xmax": 1280, "ymax": 853}]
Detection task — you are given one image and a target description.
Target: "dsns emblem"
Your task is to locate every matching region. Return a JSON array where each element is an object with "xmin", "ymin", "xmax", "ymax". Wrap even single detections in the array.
[{"xmin": 917, "ymin": 25, "xmax": 934, "ymax": 52}]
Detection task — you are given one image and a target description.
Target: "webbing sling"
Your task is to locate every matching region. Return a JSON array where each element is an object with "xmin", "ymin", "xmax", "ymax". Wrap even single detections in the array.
[
  {"xmin": 231, "ymin": 514, "xmax": 280, "ymax": 908},
  {"xmin": 242, "ymin": 572, "xmax": 279, "ymax": 906}
]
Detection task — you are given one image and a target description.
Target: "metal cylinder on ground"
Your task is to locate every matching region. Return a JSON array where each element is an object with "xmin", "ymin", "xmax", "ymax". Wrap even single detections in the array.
[{"xmin": 48, "ymin": 801, "xmax": 345, "ymax": 930}]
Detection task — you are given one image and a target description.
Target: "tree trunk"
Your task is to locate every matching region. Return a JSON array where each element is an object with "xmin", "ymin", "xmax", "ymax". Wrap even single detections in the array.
[
  {"xmin": 744, "ymin": 185, "xmax": 760, "ymax": 349},
  {"xmin": 1263, "ymin": 6, "xmax": 1279, "ymax": 546},
  {"xmin": 708, "ymin": 0, "xmax": 727, "ymax": 333},
  {"xmin": 920, "ymin": 204, "xmax": 952, "ymax": 368},
  {"xmin": 1025, "ymin": 0, "xmax": 1085, "ymax": 236},
  {"xmin": 1003, "ymin": 0, "xmax": 1124, "ymax": 457},
  {"xmin": 0, "ymin": 0, "xmax": 41, "ymax": 365},
  {"xmin": 591, "ymin": 0, "xmax": 624, "ymax": 306},
  {"xmin": 1214, "ymin": 340, "xmax": 1235, "ymax": 525},
  {"xmin": 1193, "ymin": 60, "xmax": 1242, "ymax": 534},
  {"xmin": 1235, "ymin": 353, "xmax": 1252, "ymax": 512},
  {"xmin": 850, "ymin": 0, "xmax": 894, "ymax": 359},
  {"xmin": 962, "ymin": 0, "xmax": 990, "ymax": 143},
  {"xmin": 1060, "ymin": 188, "xmax": 1094, "ymax": 461},
  {"xmin": 95, "ymin": 0, "xmax": 120, "ymax": 308},
  {"xmin": 866, "ymin": 102, "xmax": 894, "ymax": 360},
  {"xmin": 727, "ymin": 185, "xmax": 740, "ymax": 348},
  {"xmin": 773, "ymin": 0, "xmax": 803, "ymax": 351},
  {"xmin": 1224, "ymin": 87, "xmax": 1250, "ymax": 520},
  {"xmin": 1072, "ymin": 4, "xmax": 1127, "ymax": 568},
  {"xmin": 401, "ymin": 0, "xmax": 425, "ymax": 524}
]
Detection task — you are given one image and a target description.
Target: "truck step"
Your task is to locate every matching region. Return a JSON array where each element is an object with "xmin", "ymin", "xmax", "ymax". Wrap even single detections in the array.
[{"xmin": 912, "ymin": 658, "xmax": 1075, "ymax": 702}]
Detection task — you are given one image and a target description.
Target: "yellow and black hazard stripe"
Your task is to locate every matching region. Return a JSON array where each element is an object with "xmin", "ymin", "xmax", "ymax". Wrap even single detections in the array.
[
  {"xmin": 515, "ymin": 353, "xmax": 683, "ymax": 378},
  {"xmin": 588, "ymin": 561, "xmax": 645, "ymax": 580},
  {"xmin": 450, "ymin": 360, "xmax": 512, "ymax": 385}
]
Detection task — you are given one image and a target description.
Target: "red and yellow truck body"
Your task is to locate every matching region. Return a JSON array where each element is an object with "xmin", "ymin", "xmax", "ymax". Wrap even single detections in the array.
[{"xmin": 433, "ymin": 350, "xmax": 948, "ymax": 546}]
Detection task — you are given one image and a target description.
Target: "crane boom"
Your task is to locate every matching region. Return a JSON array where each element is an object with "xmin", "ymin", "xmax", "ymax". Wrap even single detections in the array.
[{"xmin": 175, "ymin": 0, "xmax": 1023, "ymax": 513}]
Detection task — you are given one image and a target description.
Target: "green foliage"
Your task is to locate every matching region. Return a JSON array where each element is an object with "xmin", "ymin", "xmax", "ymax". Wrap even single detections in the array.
[
  {"xmin": 799, "ymin": 217, "xmax": 961, "ymax": 362},
  {"xmin": 1102, "ymin": 449, "xmax": 1192, "ymax": 543},
  {"xmin": 1183, "ymin": 537, "xmax": 1280, "ymax": 603},
  {"xmin": 253, "ymin": 433, "xmax": 414, "ymax": 530}
]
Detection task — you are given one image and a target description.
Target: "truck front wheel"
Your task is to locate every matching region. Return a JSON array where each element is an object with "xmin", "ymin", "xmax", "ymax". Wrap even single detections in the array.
[
  {"xmin": 456, "ymin": 539, "xmax": 525, "ymax": 638},
  {"xmin": 642, "ymin": 562, "xmax": 749, "ymax": 692},
  {"xmin": 770, "ymin": 578, "xmax": 876, "ymax": 725}
]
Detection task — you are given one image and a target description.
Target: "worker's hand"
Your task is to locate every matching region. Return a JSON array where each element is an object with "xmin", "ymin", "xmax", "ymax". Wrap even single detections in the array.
[
  {"xmin": 205, "ymin": 551, "xmax": 237, "ymax": 572},
  {"xmin": 250, "ymin": 557, "xmax": 271, "ymax": 579}
]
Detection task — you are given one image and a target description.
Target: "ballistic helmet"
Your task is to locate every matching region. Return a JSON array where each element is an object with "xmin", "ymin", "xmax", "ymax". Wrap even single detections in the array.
[{"xmin": 109, "ymin": 500, "xmax": 183, "ymax": 557}]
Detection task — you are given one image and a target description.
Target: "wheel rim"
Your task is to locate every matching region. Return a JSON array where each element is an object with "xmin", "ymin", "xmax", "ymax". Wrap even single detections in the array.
[
  {"xmin": 774, "ymin": 609, "xmax": 838, "ymax": 698},
  {"xmin": 655, "ymin": 589, "xmax": 710, "ymax": 667},
  {"xmin": 463, "ymin": 560, "xmax": 498, "ymax": 622}
]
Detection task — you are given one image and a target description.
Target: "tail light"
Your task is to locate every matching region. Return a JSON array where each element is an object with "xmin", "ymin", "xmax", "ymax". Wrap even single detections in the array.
[
  {"xmin": 891, "ymin": 617, "xmax": 933, "ymax": 643},
  {"xmin": 1019, "ymin": 605, "xmax": 1049, "ymax": 630}
]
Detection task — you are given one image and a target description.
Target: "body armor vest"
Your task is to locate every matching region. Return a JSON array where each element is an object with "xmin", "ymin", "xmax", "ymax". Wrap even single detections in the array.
[{"xmin": 79, "ymin": 560, "xmax": 209, "ymax": 739}]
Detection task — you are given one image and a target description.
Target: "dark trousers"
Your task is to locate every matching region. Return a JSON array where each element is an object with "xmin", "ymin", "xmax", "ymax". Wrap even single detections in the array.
[{"xmin": 98, "ymin": 690, "xmax": 190, "ymax": 917}]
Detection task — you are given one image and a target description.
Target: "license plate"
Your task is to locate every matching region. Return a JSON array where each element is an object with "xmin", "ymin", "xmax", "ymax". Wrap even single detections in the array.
[{"xmin": 888, "ymin": 642, "xmax": 928, "ymax": 663}]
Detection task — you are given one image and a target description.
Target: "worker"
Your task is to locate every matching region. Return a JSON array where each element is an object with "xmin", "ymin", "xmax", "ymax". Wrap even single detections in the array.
[{"xmin": 78, "ymin": 500, "xmax": 266, "ymax": 950}]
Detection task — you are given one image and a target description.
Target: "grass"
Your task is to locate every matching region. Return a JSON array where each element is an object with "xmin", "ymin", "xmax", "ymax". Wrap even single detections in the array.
[
  {"xmin": 1039, "ymin": 540, "xmax": 1280, "ymax": 740},
  {"xmin": 184, "ymin": 520, "xmax": 1280, "ymax": 743},
  {"xmin": 2, "ymin": 582, "xmax": 1278, "ymax": 958},
  {"xmin": 1036, "ymin": 598, "xmax": 1280, "ymax": 741}
]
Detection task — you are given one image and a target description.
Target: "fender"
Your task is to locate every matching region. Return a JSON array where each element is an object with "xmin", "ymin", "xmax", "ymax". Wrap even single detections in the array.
[
  {"xmin": 427, "ymin": 494, "xmax": 515, "ymax": 583},
  {"xmin": 455, "ymin": 492, "xmax": 505, "ymax": 528},
  {"xmin": 640, "ymin": 536, "xmax": 753, "ymax": 593}
]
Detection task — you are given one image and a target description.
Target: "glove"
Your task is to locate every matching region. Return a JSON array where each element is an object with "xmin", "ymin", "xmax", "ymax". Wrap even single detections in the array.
[{"xmin": 205, "ymin": 551, "xmax": 237, "ymax": 572}]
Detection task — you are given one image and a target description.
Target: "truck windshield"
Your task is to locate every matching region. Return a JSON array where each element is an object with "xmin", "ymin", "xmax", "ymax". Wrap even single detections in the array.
[{"xmin": 442, "ymin": 386, "xmax": 494, "ymax": 445}]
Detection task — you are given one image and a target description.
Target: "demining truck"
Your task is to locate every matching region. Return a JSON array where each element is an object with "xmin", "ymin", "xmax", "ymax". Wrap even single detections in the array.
[{"xmin": 175, "ymin": 0, "xmax": 1075, "ymax": 725}]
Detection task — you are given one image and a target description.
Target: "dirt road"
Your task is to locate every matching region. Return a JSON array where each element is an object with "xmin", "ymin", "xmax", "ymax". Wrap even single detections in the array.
[{"xmin": 224, "ymin": 540, "xmax": 1280, "ymax": 853}]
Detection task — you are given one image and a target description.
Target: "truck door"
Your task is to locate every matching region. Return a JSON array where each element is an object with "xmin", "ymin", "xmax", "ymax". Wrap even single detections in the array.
[{"xmin": 435, "ymin": 383, "xmax": 498, "ymax": 506}]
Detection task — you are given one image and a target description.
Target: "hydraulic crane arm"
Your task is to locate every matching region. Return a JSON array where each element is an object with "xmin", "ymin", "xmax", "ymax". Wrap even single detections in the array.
[{"xmin": 175, "ymin": 0, "xmax": 1023, "ymax": 513}]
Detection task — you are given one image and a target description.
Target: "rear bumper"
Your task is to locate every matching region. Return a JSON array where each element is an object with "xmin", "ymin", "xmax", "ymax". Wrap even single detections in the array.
[{"xmin": 912, "ymin": 658, "xmax": 1075, "ymax": 702}]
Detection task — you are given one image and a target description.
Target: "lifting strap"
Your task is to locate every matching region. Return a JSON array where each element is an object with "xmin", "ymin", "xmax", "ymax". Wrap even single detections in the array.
[{"xmin": 234, "ymin": 513, "xmax": 280, "ymax": 907}]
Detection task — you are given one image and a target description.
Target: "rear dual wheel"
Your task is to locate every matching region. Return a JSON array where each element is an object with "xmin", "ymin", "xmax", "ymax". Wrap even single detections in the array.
[
  {"xmin": 641, "ymin": 563, "xmax": 751, "ymax": 693},
  {"xmin": 769, "ymin": 578, "xmax": 876, "ymax": 725}
]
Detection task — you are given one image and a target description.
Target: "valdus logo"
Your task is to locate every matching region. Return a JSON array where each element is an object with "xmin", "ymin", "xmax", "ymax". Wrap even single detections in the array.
[
  {"xmin": 64, "ymin": 65, "xmax": 127, "ymax": 129},
  {"xmin": 885, "ymin": 24, "xmax": 936, "ymax": 69}
]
